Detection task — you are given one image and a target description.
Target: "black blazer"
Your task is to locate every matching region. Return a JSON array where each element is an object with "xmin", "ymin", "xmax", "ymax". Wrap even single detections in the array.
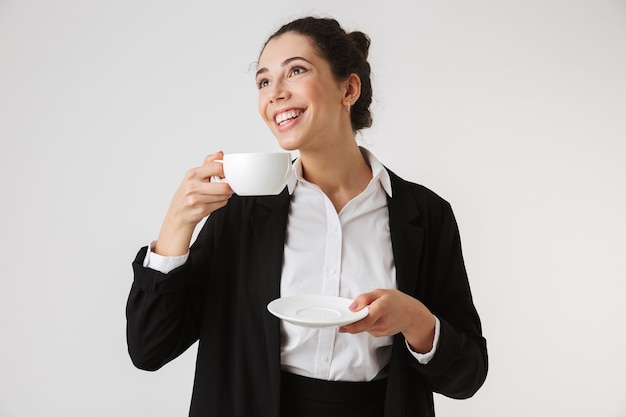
[{"xmin": 126, "ymin": 169, "xmax": 488, "ymax": 417}]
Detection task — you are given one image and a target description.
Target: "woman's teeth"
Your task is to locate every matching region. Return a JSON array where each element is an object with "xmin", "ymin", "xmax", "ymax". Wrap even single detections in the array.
[{"xmin": 275, "ymin": 110, "xmax": 302, "ymax": 125}]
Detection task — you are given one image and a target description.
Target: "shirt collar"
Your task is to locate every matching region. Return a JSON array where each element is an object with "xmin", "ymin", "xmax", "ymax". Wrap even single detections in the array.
[{"xmin": 286, "ymin": 147, "xmax": 392, "ymax": 197}]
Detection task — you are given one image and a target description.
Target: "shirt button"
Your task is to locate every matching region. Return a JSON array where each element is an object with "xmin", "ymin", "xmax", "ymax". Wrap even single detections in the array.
[{"xmin": 321, "ymin": 355, "xmax": 329, "ymax": 363}]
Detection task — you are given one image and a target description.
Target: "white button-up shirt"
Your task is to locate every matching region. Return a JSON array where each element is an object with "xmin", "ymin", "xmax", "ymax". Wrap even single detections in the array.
[
  {"xmin": 145, "ymin": 149, "xmax": 439, "ymax": 382},
  {"xmin": 279, "ymin": 149, "xmax": 396, "ymax": 381}
]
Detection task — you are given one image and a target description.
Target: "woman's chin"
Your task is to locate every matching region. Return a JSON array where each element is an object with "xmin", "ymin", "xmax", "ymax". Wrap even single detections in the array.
[{"xmin": 274, "ymin": 135, "xmax": 303, "ymax": 152}]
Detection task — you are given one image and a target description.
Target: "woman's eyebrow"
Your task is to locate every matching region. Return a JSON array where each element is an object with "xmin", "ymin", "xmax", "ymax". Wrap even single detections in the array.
[{"xmin": 256, "ymin": 56, "xmax": 313, "ymax": 78}]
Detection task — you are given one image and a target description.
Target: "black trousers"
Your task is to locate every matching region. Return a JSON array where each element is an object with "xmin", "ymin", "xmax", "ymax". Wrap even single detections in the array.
[{"xmin": 280, "ymin": 372, "xmax": 387, "ymax": 417}]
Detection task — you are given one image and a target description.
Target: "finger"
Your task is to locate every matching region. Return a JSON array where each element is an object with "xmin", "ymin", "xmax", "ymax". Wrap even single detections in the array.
[
  {"xmin": 179, "ymin": 185, "xmax": 233, "ymax": 218},
  {"xmin": 207, "ymin": 152, "xmax": 226, "ymax": 180},
  {"xmin": 339, "ymin": 312, "xmax": 382, "ymax": 334},
  {"xmin": 349, "ymin": 290, "xmax": 382, "ymax": 312},
  {"xmin": 203, "ymin": 151, "xmax": 224, "ymax": 165},
  {"xmin": 185, "ymin": 163, "xmax": 225, "ymax": 184},
  {"xmin": 188, "ymin": 181, "xmax": 234, "ymax": 201},
  {"xmin": 339, "ymin": 300, "xmax": 382, "ymax": 333},
  {"xmin": 183, "ymin": 152, "xmax": 226, "ymax": 183}
]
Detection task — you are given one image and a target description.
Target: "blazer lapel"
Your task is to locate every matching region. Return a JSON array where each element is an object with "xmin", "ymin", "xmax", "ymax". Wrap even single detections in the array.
[
  {"xmin": 250, "ymin": 189, "xmax": 292, "ymax": 417},
  {"xmin": 250, "ymin": 191, "xmax": 291, "ymax": 312},
  {"xmin": 386, "ymin": 170, "xmax": 424, "ymax": 296}
]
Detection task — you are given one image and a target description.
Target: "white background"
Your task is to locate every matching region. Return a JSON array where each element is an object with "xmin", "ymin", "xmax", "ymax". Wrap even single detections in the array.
[{"xmin": 1, "ymin": 0, "xmax": 625, "ymax": 416}]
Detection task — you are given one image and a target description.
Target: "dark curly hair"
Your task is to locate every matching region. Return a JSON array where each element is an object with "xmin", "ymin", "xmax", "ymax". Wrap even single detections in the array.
[{"xmin": 262, "ymin": 17, "xmax": 373, "ymax": 132}]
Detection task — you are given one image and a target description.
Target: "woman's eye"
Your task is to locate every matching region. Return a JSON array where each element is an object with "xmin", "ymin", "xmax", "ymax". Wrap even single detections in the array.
[
  {"xmin": 290, "ymin": 66, "xmax": 307, "ymax": 76},
  {"xmin": 257, "ymin": 79, "xmax": 270, "ymax": 89}
]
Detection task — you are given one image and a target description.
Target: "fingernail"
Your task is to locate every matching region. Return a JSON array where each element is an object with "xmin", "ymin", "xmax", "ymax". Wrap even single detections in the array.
[{"xmin": 349, "ymin": 301, "xmax": 357, "ymax": 311}]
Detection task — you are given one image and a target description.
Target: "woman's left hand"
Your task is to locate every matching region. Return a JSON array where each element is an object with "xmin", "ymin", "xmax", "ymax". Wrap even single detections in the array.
[{"xmin": 339, "ymin": 289, "xmax": 436, "ymax": 354}]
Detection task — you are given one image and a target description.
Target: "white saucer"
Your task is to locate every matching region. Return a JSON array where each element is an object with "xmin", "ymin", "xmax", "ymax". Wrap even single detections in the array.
[{"xmin": 267, "ymin": 295, "xmax": 369, "ymax": 328}]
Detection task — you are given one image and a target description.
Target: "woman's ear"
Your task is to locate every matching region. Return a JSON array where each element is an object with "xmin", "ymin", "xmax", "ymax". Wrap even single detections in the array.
[{"xmin": 342, "ymin": 73, "xmax": 362, "ymax": 106}]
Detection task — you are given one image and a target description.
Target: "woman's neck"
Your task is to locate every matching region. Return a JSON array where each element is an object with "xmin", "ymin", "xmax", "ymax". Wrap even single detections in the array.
[{"xmin": 299, "ymin": 142, "xmax": 372, "ymax": 212}]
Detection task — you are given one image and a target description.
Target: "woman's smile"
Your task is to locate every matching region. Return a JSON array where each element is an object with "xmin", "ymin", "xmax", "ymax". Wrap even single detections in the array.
[{"xmin": 274, "ymin": 108, "xmax": 305, "ymax": 131}]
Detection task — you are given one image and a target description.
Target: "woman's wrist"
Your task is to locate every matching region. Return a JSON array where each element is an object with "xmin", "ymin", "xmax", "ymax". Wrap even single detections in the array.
[
  {"xmin": 403, "ymin": 305, "xmax": 437, "ymax": 354},
  {"xmin": 154, "ymin": 214, "xmax": 196, "ymax": 256}
]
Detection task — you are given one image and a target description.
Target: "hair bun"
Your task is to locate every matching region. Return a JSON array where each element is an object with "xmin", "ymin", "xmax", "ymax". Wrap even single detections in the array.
[{"xmin": 347, "ymin": 31, "xmax": 371, "ymax": 59}]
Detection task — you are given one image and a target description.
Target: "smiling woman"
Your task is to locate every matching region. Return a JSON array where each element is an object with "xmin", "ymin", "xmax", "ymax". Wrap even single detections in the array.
[
  {"xmin": 256, "ymin": 32, "xmax": 359, "ymax": 154},
  {"xmin": 126, "ymin": 16, "xmax": 487, "ymax": 417}
]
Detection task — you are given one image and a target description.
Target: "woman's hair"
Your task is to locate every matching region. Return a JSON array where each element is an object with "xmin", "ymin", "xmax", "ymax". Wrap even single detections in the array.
[{"xmin": 263, "ymin": 17, "xmax": 373, "ymax": 132}]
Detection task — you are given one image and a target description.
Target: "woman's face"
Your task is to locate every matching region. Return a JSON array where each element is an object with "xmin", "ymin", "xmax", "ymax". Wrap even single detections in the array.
[{"xmin": 256, "ymin": 32, "xmax": 349, "ymax": 152}]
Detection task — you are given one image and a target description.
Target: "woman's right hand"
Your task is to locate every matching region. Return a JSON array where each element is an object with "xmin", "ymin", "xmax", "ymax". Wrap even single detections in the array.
[{"xmin": 154, "ymin": 152, "xmax": 234, "ymax": 256}]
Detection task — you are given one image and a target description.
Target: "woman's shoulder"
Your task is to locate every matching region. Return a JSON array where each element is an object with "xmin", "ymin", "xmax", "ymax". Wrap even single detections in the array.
[{"xmin": 386, "ymin": 167, "xmax": 451, "ymax": 208}]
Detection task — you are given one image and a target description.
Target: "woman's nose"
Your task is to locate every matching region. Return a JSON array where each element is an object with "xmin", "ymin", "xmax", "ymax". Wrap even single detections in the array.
[{"xmin": 268, "ymin": 81, "xmax": 289, "ymax": 103}]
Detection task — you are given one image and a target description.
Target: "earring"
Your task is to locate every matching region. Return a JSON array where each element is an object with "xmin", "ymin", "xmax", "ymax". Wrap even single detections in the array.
[{"xmin": 345, "ymin": 97, "xmax": 355, "ymax": 112}]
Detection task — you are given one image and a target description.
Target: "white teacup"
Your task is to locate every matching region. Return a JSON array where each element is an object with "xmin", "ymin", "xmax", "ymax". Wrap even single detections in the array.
[{"xmin": 216, "ymin": 152, "xmax": 292, "ymax": 196}]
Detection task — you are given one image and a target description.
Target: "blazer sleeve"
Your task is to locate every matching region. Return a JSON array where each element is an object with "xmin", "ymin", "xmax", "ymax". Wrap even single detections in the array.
[
  {"xmin": 125, "ymin": 214, "xmax": 219, "ymax": 371},
  {"xmin": 414, "ymin": 199, "xmax": 488, "ymax": 399}
]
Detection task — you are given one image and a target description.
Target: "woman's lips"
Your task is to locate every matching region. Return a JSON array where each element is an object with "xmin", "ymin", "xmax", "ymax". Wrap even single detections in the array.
[{"xmin": 273, "ymin": 108, "xmax": 304, "ymax": 131}]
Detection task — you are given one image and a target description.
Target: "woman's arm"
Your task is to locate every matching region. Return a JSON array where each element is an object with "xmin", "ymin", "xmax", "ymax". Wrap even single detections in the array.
[{"xmin": 126, "ymin": 152, "xmax": 233, "ymax": 370}]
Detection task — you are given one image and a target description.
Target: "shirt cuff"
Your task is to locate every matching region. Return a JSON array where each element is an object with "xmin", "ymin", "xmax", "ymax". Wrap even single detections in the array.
[
  {"xmin": 405, "ymin": 315, "xmax": 440, "ymax": 365},
  {"xmin": 143, "ymin": 240, "xmax": 189, "ymax": 274}
]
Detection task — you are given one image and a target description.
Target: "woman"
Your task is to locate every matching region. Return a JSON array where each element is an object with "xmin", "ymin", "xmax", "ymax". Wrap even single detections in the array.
[{"xmin": 126, "ymin": 16, "xmax": 488, "ymax": 417}]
